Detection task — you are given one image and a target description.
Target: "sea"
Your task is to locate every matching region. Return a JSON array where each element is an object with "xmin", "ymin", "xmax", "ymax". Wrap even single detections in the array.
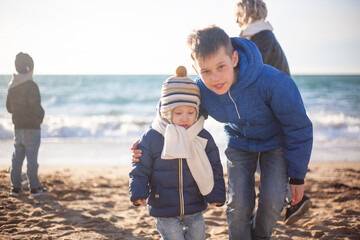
[{"xmin": 0, "ymin": 74, "xmax": 359, "ymax": 165}]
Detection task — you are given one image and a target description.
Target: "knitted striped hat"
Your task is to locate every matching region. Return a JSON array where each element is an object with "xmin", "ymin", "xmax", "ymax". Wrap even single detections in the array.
[{"xmin": 160, "ymin": 66, "xmax": 200, "ymax": 123}]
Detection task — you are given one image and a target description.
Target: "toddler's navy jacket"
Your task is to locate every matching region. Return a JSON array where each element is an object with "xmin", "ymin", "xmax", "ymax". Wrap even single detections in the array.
[{"xmin": 129, "ymin": 128, "xmax": 226, "ymax": 217}]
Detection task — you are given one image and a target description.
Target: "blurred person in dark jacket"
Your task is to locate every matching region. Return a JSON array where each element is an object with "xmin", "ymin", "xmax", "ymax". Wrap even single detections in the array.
[
  {"xmin": 235, "ymin": 0, "xmax": 311, "ymax": 225},
  {"xmin": 6, "ymin": 52, "xmax": 48, "ymax": 197}
]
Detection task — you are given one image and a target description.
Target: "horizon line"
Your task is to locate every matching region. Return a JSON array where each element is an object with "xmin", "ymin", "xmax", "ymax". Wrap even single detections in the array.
[{"xmin": 1, "ymin": 72, "xmax": 360, "ymax": 76}]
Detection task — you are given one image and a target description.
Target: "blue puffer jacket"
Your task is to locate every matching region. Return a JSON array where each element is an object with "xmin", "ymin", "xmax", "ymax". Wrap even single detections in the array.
[
  {"xmin": 195, "ymin": 37, "xmax": 313, "ymax": 180},
  {"xmin": 129, "ymin": 128, "xmax": 226, "ymax": 218}
]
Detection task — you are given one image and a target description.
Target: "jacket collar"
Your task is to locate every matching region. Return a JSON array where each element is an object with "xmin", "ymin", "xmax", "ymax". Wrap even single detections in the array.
[
  {"xmin": 239, "ymin": 19, "xmax": 273, "ymax": 39},
  {"xmin": 8, "ymin": 74, "xmax": 33, "ymax": 89}
]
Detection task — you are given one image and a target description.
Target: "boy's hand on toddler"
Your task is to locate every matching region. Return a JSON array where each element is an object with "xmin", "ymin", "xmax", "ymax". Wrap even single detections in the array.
[
  {"xmin": 210, "ymin": 203, "xmax": 223, "ymax": 207},
  {"xmin": 131, "ymin": 140, "xmax": 142, "ymax": 162},
  {"xmin": 133, "ymin": 199, "xmax": 146, "ymax": 206}
]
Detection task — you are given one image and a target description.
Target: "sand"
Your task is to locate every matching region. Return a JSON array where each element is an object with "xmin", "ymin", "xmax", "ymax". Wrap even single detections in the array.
[{"xmin": 0, "ymin": 162, "xmax": 359, "ymax": 240}]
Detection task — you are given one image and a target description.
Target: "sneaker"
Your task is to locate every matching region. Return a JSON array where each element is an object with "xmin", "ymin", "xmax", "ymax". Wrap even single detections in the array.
[
  {"xmin": 10, "ymin": 188, "xmax": 23, "ymax": 197},
  {"xmin": 285, "ymin": 194, "xmax": 312, "ymax": 225},
  {"xmin": 30, "ymin": 186, "xmax": 48, "ymax": 197}
]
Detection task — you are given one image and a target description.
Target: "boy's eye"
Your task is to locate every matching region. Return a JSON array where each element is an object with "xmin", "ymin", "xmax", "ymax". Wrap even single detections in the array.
[
  {"xmin": 219, "ymin": 65, "xmax": 225, "ymax": 70},
  {"xmin": 201, "ymin": 70, "xmax": 210, "ymax": 75}
]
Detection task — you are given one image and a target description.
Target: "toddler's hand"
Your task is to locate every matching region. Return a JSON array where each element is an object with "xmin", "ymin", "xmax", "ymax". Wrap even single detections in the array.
[{"xmin": 133, "ymin": 199, "xmax": 146, "ymax": 206}]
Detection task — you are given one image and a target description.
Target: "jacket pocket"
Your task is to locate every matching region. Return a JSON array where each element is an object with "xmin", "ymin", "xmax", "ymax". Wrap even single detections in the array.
[{"xmin": 158, "ymin": 186, "xmax": 179, "ymax": 207}]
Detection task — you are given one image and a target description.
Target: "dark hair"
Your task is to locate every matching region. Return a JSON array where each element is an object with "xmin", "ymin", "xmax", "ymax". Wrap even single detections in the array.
[
  {"xmin": 187, "ymin": 25, "xmax": 234, "ymax": 61},
  {"xmin": 15, "ymin": 52, "xmax": 34, "ymax": 74}
]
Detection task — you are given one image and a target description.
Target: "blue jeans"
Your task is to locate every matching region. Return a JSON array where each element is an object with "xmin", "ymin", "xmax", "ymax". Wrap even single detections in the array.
[
  {"xmin": 225, "ymin": 147, "xmax": 288, "ymax": 240},
  {"xmin": 11, "ymin": 129, "xmax": 41, "ymax": 189},
  {"xmin": 155, "ymin": 212, "xmax": 206, "ymax": 240}
]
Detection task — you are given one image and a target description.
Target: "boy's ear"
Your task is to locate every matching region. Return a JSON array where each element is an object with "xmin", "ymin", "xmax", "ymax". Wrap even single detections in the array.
[
  {"xmin": 232, "ymin": 51, "xmax": 239, "ymax": 67},
  {"xmin": 192, "ymin": 64, "xmax": 199, "ymax": 74}
]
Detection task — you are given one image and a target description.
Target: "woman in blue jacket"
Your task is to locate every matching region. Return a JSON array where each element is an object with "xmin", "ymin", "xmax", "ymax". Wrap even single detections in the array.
[{"xmin": 129, "ymin": 67, "xmax": 226, "ymax": 240}]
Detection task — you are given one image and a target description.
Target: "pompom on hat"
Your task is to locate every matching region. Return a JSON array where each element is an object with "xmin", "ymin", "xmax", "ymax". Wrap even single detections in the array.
[
  {"xmin": 160, "ymin": 66, "xmax": 200, "ymax": 123},
  {"xmin": 15, "ymin": 52, "xmax": 34, "ymax": 74}
]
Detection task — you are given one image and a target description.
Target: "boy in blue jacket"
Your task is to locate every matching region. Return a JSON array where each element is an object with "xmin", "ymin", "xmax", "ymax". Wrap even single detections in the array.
[
  {"xmin": 129, "ymin": 66, "xmax": 226, "ymax": 240},
  {"xmin": 187, "ymin": 26, "xmax": 313, "ymax": 239},
  {"xmin": 132, "ymin": 25, "xmax": 313, "ymax": 239}
]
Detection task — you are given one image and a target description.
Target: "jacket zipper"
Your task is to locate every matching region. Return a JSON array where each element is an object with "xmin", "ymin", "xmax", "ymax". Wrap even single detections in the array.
[
  {"xmin": 228, "ymin": 91, "xmax": 247, "ymax": 136},
  {"xmin": 178, "ymin": 158, "xmax": 184, "ymax": 216},
  {"xmin": 228, "ymin": 91, "xmax": 241, "ymax": 119}
]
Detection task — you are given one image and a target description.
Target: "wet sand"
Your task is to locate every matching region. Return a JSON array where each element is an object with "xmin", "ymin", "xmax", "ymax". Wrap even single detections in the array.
[{"xmin": 0, "ymin": 161, "xmax": 359, "ymax": 239}]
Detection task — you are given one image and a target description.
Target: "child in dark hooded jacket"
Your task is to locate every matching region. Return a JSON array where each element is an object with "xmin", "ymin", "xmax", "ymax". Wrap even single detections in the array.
[
  {"xmin": 129, "ymin": 66, "xmax": 226, "ymax": 240},
  {"xmin": 6, "ymin": 52, "xmax": 47, "ymax": 197}
]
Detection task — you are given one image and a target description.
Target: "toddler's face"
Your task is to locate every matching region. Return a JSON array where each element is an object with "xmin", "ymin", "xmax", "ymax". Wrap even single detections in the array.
[
  {"xmin": 193, "ymin": 46, "xmax": 238, "ymax": 95},
  {"xmin": 171, "ymin": 106, "xmax": 197, "ymax": 129}
]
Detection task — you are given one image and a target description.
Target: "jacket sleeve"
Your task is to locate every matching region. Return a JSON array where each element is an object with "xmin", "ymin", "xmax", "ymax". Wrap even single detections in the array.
[
  {"xmin": 251, "ymin": 31, "xmax": 291, "ymax": 76},
  {"xmin": 252, "ymin": 32, "xmax": 275, "ymax": 66},
  {"xmin": 129, "ymin": 131, "xmax": 154, "ymax": 203},
  {"xmin": 263, "ymin": 70, "xmax": 313, "ymax": 181},
  {"xmin": 28, "ymin": 82, "xmax": 45, "ymax": 124},
  {"xmin": 203, "ymin": 132, "xmax": 226, "ymax": 205},
  {"xmin": 6, "ymin": 92, "xmax": 12, "ymax": 113}
]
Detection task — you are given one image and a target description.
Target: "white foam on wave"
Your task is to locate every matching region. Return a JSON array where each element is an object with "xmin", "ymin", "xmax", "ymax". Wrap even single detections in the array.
[
  {"xmin": 0, "ymin": 114, "xmax": 154, "ymax": 139},
  {"xmin": 1, "ymin": 110, "xmax": 359, "ymax": 147},
  {"xmin": 0, "ymin": 115, "xmax": 13, "ymax": 139},
  {"xmin": 1, "ymin": 111, "xmax": 359, "ymax": 164},
  {"xmin": 308, "ymin": 110, "xmax": 360, "ymax": 143}
]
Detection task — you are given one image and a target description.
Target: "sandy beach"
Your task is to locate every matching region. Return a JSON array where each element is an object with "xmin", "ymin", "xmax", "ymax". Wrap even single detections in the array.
[{"xmin": 0, "ymin": 161, "xmax": 359, "ymax": 240}]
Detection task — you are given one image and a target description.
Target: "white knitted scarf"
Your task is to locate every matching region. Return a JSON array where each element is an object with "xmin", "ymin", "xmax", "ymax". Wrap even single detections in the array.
[
  {"xmin": 152, "ymin": 114, "xmax": 214, "ymax": 196},
  {"xmin": 240, "ymin": 19, "xmax": 273, "ymax": 39}
]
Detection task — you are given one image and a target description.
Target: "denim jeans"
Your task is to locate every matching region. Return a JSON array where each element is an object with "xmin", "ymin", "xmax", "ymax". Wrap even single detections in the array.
[
  {"xmin": 225, "ymin": 147, "xmax": 288, "ymax": 240},
  {"xmin": 11, "ymin": 129, "xmax": 41, "ymax": 189},
  {"xmin": 155, "ymin": 212, "xmax": 206, "ymax": 240},
  {"xmin": 256, "ymin": 160, "xmax": 292, "ymax": 203}
]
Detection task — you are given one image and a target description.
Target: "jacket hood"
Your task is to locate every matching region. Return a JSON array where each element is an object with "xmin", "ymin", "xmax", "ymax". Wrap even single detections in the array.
[
  {"xmin": 231, "ymin": 37, "xmax": 264, "ymax": 89},
  {"xmin": 8, "ymin": 74, "xmax": 33, "ymax": 89},
  {"xmin": 239, "ymin": 19, "xmax": 273, "ymax": 39}
]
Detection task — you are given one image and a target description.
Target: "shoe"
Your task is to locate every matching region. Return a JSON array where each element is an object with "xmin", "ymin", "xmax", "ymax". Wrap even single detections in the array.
[
  {"xmin": 10, "ymin": 187, "xmax": 23, "ymax": 197},
  {"xmin": 285, "ymin": 194, "xmax": 312, "ymax": 225},
  {"xmin": 30, "ymin": 186, "xmax": 48, "ymax": 197}
]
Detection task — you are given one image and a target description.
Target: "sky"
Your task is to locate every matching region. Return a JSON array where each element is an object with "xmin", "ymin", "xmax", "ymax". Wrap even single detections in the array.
[{"xmin": 0, "ymin": 0, "xmax": 359, "ymax": 75}]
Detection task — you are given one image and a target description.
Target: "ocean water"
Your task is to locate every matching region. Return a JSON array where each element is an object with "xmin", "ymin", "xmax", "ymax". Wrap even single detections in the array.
[{"xmin": 0, "ymin": 74, "xmax": 359, "ymax": 165}]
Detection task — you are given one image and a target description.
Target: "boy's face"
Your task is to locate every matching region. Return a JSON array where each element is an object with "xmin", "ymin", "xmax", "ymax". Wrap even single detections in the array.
[
  {"xmin": 193, "ymin": 46, "xmax": 238, "ymax": 95},
  {"xmin": 171, "ymin": 105, "xmax": 197, "ymax": 129}
]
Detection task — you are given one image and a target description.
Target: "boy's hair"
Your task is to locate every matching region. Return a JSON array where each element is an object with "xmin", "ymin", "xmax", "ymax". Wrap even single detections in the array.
[
  {"xmin": 236, "ymin": 0, "xmax": 267, "ymax": 25},
  {"xmin": 187, "ymin": 25, "xmax": 234, "ymax": 61},
  {"xmin": 15, "ymin": 52, "xmax": 34, "ymax": 74}
]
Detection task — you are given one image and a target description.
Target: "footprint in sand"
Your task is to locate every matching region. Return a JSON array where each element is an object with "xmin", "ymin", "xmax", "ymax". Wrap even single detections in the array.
[
  {"xmin": 102, "ymin": 201, "xmax": 115, "ymax": 208},
  {"xmin": 89, "ymin": 209, "xmax": 107, "ymax": 216},
  {"xmin": 205, "ymin": 220, "xmax": 223, "ymax": 226}
]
